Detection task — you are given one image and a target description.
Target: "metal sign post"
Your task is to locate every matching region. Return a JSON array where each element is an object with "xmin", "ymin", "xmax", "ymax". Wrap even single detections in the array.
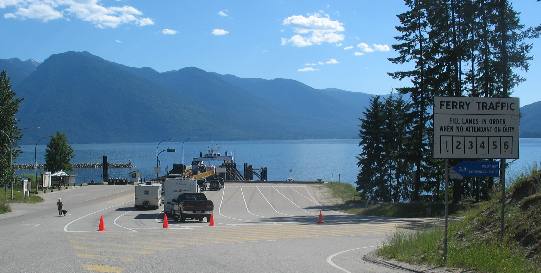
[
  {"xmin": 444, "ymin": 159, "xmax": 449, "ymax": 263},
  {"xmin": 433, "ymin": 96, "xmax": 520, "ymax": 260},
  {"xmin": 500, "ymin": 159, "xmax": 506, "ymax": 241}
]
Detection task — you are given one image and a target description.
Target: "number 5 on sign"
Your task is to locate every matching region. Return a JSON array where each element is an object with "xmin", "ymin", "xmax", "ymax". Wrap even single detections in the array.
[{"xmin": 489, "ymin": 137, "xmax": 500, "ymax": 155}]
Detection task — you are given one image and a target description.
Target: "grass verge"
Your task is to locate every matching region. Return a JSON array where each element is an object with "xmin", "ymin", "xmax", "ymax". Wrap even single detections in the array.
[
  {"xmin": 378, "ymin": 223, "xmax": 539, "ymax": 273},
  {"xmin": 0, "ymin": 188, "xmax": 43, "ymax": 204},
  {"xmin": 0, "ymin": 201, "xmax": 10, "ymax": 214},
  {"xmin": 377, "ymin": 168, "xmax": 541, "ymax": 273}
]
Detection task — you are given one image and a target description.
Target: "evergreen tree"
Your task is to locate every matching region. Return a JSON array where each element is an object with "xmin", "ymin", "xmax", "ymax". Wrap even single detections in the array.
[
  {"xmin": 389, "ymin": 0, "xmax": 537, "ymax": 203},
  {"xmin": 389, "ymin": 0, "xmax": 433, "ymax": 201},
  {"xmin": 45, "ymin": 132, "xmax": 74, "ymax": 173},
  {"xmin": 356, "ymin": 96, "xmax": 386, "ymax": 201},
  {"xmin": 0, "ymin": 71, "xmax": 22, "ymax": 186},
  {"xmin": 382, "ymin": 94, "xmax": 413, "ymax": 202}
]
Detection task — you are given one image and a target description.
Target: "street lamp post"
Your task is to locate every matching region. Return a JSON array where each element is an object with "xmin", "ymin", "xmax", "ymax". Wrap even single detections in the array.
[
  {"xmin": 180, "ymin": 138, "xmax": 190, "ymax": 165},
  {"xmin": 156, "ymin": 148, "xmax": 175, "ymax": 180}
]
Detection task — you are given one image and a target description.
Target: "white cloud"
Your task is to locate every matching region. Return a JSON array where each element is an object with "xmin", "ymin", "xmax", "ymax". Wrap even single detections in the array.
[
  {"xmin": 115, "ymin": 39, "xmax": 122, "ymax": 43},
  {"xmin": 4, "ymin": 2, "xmax": 62, "ymax": 21},
  {"xmin": 212, "ymin": 28, "xmax": 229, "ymax": 36},
  {"xmin": 0, "ymin": 0, "xmax": 154, "ymax": 28},
  {"xmin": 325, "ymin": 58, "xmax": 339, "ymax": 65},
  {"xmin": 0, "ymin": 0, "xmax": 22, "ymax": 9},
  {"xmin": 357, "ymin": 42, "xmax": 374, "ymax": 53},
  {"xmin": 218, "ymin": 9, "xmax": 228, "ymax": 17},
  {"xmin": 281, "ymin": 12, "xmax": 344, "ymax": 47},
  {"xmin": 343, "ymin": 45, "xmax": 354, "ymax": 50},
  {"xmin": 372, "ymin": 43, "xmax": 390, "ymax": 52},
  {"xmin": 300, "ymin": 58, "xmax": 338, "ymax": 72},
  {"xmin": 161, "ymin": 28, "xmax": 177, "ymax": 35},
  {"xmin": 355, "ymin": 42, "xmax": 391, "ymax": 56},
  {"xmin": 354, "ymin": 52, "xmax": 365, "ymax": 57},
  {"xmin": 298, "ymin": 66, "xmax": 318, "ymax": 72}
]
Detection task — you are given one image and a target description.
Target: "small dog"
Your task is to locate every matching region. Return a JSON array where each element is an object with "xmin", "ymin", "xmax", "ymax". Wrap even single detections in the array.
[{"xmin": 61, "ymin": 209, "xmax": 68, "ymax": 216}]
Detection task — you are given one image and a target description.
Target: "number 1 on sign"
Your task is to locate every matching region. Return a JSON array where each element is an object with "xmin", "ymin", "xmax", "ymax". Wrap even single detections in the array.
[{"xmin": 441, "ymin": 136, "xmax": 452, "ymax": 155}]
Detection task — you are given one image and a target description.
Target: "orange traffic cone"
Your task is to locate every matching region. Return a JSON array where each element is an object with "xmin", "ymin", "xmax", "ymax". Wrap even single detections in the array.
[
  {"xmin": 98, "ymin": 215, "xmax": 105, "ymax": 232},
  {"xmin": 317, "ymin": 210, "xmax": 324, "ymax": 224},
  {"xmin": 163, "ymin": 213, "xmax": 169, "ymax": 229},
  {"xmin": 208, "ymin": 213, "xmax": 215, "ymax": 227}
]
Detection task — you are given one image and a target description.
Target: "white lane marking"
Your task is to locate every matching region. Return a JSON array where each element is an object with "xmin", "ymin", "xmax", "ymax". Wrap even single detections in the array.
[
  {"xmin": 303, "ymin": 186, "xmax": 321, "ymax": 205},
  {"xmin": 272, "ymin": 186, "xmax": 312, "ymax": 215},
  {"xmin": 326, "ymin": 246, "xmax": 376, "ymax": 273},
  {"xmin": 113, "ymin": 211, "xmax": 137, "ymax": 232},
  {"xmin": 291, "ymin": 186, "xmax": 320, "ymax": 205},
  {"xmin": 240, "ymin": 186, "xmax": 266, "ymax": 218},
  {"xmin": 303, "ymin": 185, "xmax": 348, "ymax": 215},
  {"xmin": 63, "ymin": 201, "xmax": 130, "ymax": 233},
  {"xmin": 225, "ymin": 222, "xmax": 291, "ymax": 226},
  {"xmin": 256, "ymin": 186, "xmax": 291, "ymax": 216},
  {"xmin": 130, "ymin": 227, "xmax": 195, "ymax": 230},
  {"xmin": 22, "ymin": 223, "xmax": 41, "ymax": 227},
  {"xmin": 218, "ymin": 187, "xmax": 245, "ymax": 221}
]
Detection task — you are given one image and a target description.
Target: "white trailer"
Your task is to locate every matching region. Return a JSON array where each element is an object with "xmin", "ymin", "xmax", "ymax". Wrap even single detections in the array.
[
  {"xmin": 163, "ymin": 178, "xmax": 199, "ymax": 215},
  {"xmin": 135, "ymin": 183, "xmax": 162, "ymax": 210}
]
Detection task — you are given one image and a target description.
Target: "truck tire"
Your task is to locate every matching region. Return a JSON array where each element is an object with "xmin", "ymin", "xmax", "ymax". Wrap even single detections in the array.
[{"xmin": 179, "ymin": 213, "xmax": 186, "ymax": 222}]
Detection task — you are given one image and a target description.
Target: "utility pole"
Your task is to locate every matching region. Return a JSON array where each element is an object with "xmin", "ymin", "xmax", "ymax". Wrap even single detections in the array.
[
  {"xmin": 34, "ymin": 135, "xmax": 48, "ymax": 194},
  {"xmin": 34, "ymin": 144, "xmax": 37, "ymax": 193},
  {"xmin": 1, "ymin": 131, "xmax": 14, "ymax": 200}
]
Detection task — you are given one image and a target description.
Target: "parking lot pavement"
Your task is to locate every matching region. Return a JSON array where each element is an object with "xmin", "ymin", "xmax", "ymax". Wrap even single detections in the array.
[{"xmin": 0, "ymin": 183, "xmax": 416, "ymax": 273}]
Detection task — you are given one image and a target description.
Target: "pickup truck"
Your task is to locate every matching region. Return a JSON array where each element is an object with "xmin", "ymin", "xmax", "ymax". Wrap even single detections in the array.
[{"xmin": 172, "ymin": 193, "xmax": 214, "ymax": 222}]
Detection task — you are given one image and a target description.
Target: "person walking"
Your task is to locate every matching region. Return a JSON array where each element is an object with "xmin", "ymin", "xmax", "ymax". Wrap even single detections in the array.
[{"xmin": 57, "ymin": 198, "xmax": 63, "ymax": 216}]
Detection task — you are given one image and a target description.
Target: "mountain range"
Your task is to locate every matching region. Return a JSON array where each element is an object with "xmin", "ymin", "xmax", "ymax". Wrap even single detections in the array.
[
  {"xmin": 0, "ymin": 51, "xmax": 373, "ymax": 144},
  {"xmin": 2, "ymin": 51, "xmax": 540, "ymax": 144}
]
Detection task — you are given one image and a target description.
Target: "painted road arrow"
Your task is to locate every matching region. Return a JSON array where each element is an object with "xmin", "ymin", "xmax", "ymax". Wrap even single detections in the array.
[{"xmin": 452, "ymin": 161, "xmax": 500, "ymax": 178}]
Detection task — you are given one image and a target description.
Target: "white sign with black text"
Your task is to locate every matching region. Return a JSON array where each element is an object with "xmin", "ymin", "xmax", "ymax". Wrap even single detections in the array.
[{"xmin": 433, "ymin": 97, "xmax": 519, "ymax": 159}]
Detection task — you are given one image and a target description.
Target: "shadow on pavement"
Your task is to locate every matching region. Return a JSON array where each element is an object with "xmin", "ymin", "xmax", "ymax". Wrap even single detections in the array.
[
  {"xmin": 134, "ymin": 213, "xmax": 161, "ymax": 220},
  {"xmin": 256, "ymin": 213, "xmax": 438, "ymax": 230},
  {"xmin": 115, "ymin": 206, "xmax": 139, "ymax": 212}
]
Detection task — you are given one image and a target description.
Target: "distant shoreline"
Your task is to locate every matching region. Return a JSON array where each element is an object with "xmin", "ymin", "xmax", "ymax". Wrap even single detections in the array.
[
  {"xmin": 18, "ymin": 137, "xmax": 541, "ymax": 146},
  {"xmin": 19, "ymin": 138, "xmax": 360, "ymax": 146}
]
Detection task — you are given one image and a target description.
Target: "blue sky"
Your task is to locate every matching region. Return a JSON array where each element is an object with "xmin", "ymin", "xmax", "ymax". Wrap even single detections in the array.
[{"xmin": 0, "ymin": 0, "xmax": 539, "ymax": 105}]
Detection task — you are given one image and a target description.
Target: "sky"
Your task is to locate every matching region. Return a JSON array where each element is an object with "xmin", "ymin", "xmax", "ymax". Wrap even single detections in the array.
[{"xmin": 0, "ymin": 0, "xmax": 540, "ymax": 105}]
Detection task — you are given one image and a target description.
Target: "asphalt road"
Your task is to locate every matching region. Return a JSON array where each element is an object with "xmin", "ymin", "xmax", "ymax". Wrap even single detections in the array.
[{"xmin": 0, "ymin": 183, "xmax": 426, "ymax": 273}]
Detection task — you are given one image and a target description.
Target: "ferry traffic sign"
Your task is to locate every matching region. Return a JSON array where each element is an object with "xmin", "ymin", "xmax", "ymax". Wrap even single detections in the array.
[
  {"xmin": 451, "ymin": 161, "xmax": 500, "ymax": 179},
  {"xmin": 433, "ymin": 97, "xmax": 520, "ymax": 159}
]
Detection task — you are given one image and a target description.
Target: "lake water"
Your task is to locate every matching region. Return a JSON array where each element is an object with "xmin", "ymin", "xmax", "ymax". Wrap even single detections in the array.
[{"xmin": 15, "ymin": 139, "xmax": 541, "ymax": 184}]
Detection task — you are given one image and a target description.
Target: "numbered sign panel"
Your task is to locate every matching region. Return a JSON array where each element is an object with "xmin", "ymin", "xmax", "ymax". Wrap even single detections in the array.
[{"xmin": 433, "ymin": 97, "xmax": 519, "ymax": 159}]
